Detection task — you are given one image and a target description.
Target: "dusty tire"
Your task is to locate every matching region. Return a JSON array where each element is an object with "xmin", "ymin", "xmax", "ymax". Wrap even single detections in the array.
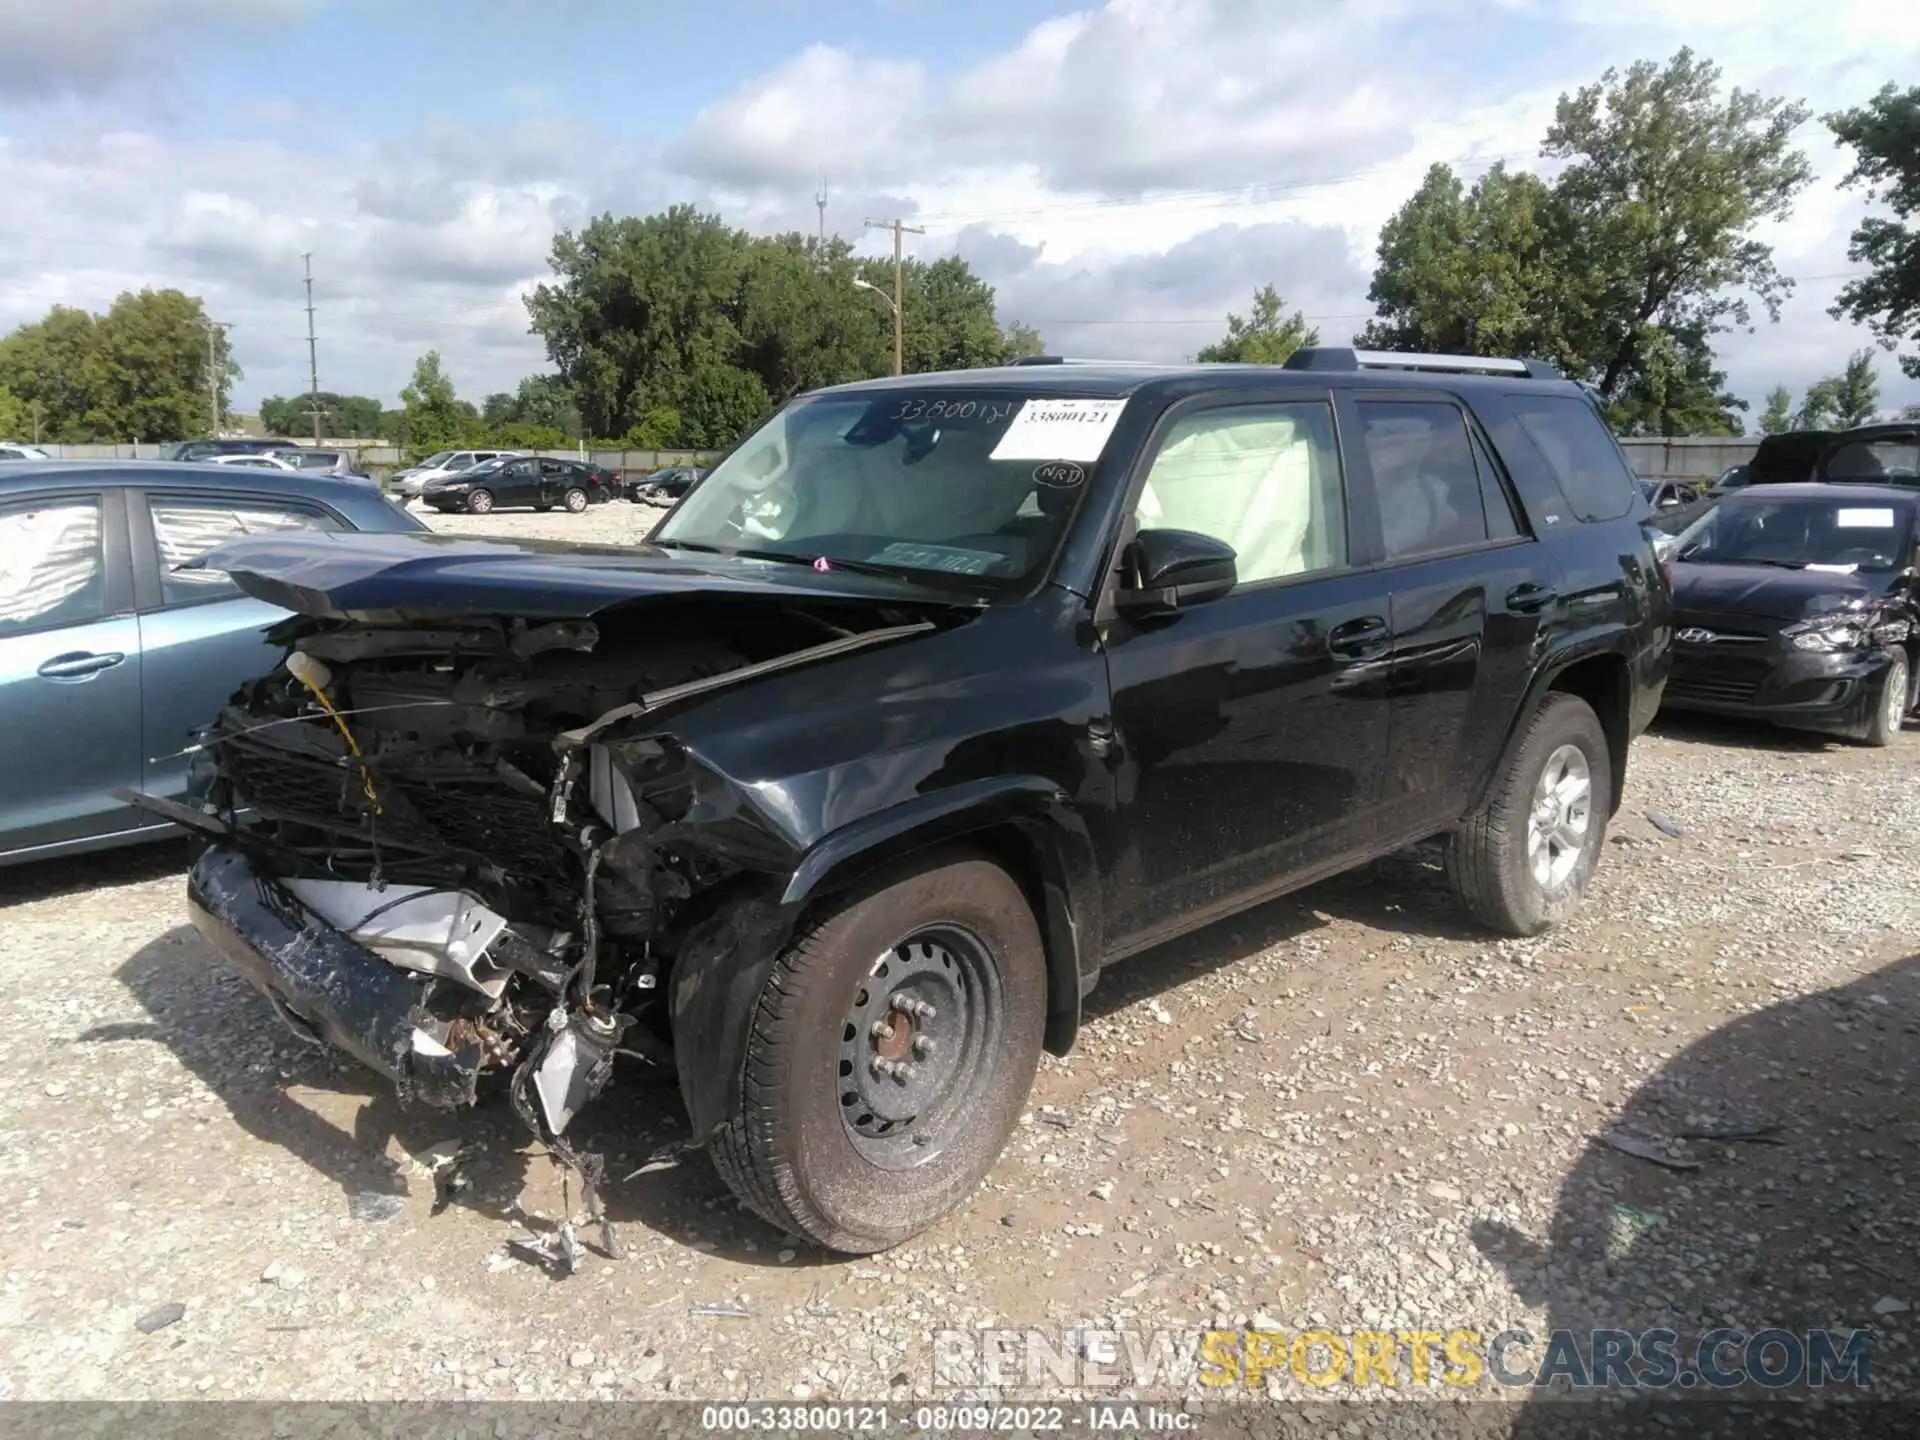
[
  {"xmin": 1444, "ymin": 692, "xmax": 1612, "ymax": 936},
  {"xmin": 563, "ymin": 487, "xmax": 589, "ymax": 514},
  {"xmin": 706, "ymin": 854, "xmax": 1046, "ymax": 1253},
  {"xmin": 466, "ymin": 489, "xmax": 494, "ymax": 514},
  {"xmin": 1862, "ymin": 650, "xmax": 1909, "ymax": 747}
]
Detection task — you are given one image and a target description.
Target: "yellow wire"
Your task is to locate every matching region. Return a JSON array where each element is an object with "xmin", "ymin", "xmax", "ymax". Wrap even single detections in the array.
[{"xmin": 298, "ymin": 679, "xmax": 382, "ymax": 814}]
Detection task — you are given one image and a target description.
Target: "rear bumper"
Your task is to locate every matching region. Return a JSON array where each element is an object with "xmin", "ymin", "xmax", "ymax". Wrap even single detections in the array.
[
  {"xmin": 1663, "ymin": 646, "xmax": 1899, "ymax": 736},
  {"xmin": 187, "ymin": 845, "xmax": 484, "ymax": 1107}
]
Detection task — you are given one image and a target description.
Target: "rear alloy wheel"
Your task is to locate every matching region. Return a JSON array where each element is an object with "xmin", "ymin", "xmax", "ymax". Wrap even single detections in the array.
[
  {"xmin": 1445, "ymin": 692, "xmax": 1611, "ymax": 936},
  {"xmin": 1863, "ymin": 649, "xmax": 1910, "ymax": 747},
  {"xmin": 563, "ymin": 487, "xmax": 589, "ymax": 514},
  {"xmin": 466, "ymin": 488, "xmax": 494, "ymax": 514},
  {"xmin": 705, "ymin": 854, "xmax": 1046, "ymax": 1253}
]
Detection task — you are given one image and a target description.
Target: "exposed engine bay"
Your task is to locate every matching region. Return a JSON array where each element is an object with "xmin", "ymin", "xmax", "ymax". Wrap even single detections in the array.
[{"xmin": 179, "ymin": 594, "xmax": 943, "ymax": 1254}]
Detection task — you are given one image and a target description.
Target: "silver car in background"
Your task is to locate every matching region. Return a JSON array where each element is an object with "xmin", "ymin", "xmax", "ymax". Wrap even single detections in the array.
[{"xmin": 390, "ymin": 449, "xmax": 521, "ymax": 501}]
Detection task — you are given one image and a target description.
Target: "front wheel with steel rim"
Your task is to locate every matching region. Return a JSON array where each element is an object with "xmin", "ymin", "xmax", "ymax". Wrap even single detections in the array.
[
  {"xmin": 466, "ymin": 488, "xmax": 494, "ymax": 514},
  {"xmin": 705, "ymin": 853, "xmax": 1046, "ymax": 1253},
  {"xmin": 562, "ymin": 486, "xmax": 589, "ymax": 513},
  {"xmin": 1445, "ymin": 692, "xmax": 1612, "ymax": 936},
  {"xmin": 1863, "ymin": 649, "xmax": 1910, "ymax": 747}
]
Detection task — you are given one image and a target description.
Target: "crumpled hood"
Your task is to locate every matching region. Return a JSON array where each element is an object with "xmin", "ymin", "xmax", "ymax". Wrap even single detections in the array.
[
  {"xmin": 1671, "ymin": 562, "xmax": 1896, "ymax": 622},
  {"xmin": 187, "ymin": 530, "xmax": 982, "ymax": 619}
]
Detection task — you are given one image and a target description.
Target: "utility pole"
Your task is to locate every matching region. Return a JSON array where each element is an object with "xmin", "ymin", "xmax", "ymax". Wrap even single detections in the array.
[
  {"xmin": 303, "ymin": 253, "xmax": 323, "ymax": 441},
  {"xmin": 864, "ymin": 217, "xmax": 923, "ymax": 377},
  {"xmin": 205, "ymin": 320, "xmax": 231, "ymax": 436}
]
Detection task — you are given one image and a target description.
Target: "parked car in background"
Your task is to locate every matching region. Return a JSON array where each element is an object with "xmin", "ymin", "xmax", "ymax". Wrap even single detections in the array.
[
  {"xmin": 208, "ymin": 452, "xmax": 299, "ymax": 471},
  {"xmin": 390, "ymin": 449, "xmax": 521, "ymax": 500},
  {"xmin": 421, "ymin": 455, "xmax": 613, "ymax": 513},
  {"xmin": 0, "ymin": 443, "xmax": 51, "ymax": 462},
  {"xmin": 174, "ymin": 347, "xmax": 1668, "ymax": 1254},
  {"xmin": 1711, "ymin": 463, "xmax": 1751, "ymax": 492},
  {"xmin": 1662, "ymin": 482, "xmax": 1918, "ymax": 745},
  {"xmin": 0, "ymin": 461, "xmax": 426, "ymax": 865},
  {"xmin": 268, "ymin": 447, "xmax": 374, "ymax": 482},
  {"xmin": 158, "ymin": 437, "xmax": 299, "ymax": 462},
  {"xmin": 1817, "ymin": 424, "xmax": 1920, "ymax": 485},
  {"xmin": 627, "ymin": 464, "xmax": 703, "ymax": 505},
  {"xmin": 1639, "ymin": 478, "xmax": 1701, "ymax": 513}
]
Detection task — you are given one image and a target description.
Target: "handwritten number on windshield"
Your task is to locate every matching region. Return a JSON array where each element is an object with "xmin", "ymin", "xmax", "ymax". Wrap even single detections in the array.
[{"xmin": 890, "ymin": 399, "xmax": 1014, "ymax": 424}]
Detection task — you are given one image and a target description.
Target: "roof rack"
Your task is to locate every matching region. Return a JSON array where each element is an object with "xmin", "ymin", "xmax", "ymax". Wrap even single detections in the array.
[{"xmin": 1285, "ymin": 346, "xmax": 1561, "ymax": 380}]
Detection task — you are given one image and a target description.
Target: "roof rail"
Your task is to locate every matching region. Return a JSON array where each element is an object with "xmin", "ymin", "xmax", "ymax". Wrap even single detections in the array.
[
  {"xmin": 1285, "ymin": 346, "xmax": 1561, "ymax": 380},
  {"xmin": 1006, "ymin": 355, "xmax": 1173, "ymax": 368}
]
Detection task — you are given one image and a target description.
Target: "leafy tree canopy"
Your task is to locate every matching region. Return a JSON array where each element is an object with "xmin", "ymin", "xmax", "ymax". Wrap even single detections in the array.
[
  {"xmin": 1828, "ymin": 85, "xmax": 1920, "ymax": 379},
  {"xmin": 1198, "ymin": 285, "xmax": 1319, "ymax": 364}
]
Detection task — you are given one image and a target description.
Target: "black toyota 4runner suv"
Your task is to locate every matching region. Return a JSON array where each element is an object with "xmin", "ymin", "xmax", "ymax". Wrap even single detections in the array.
[{"xmin": 169, "ymin": 348, "xmax": 1670, "ymax": 1254}]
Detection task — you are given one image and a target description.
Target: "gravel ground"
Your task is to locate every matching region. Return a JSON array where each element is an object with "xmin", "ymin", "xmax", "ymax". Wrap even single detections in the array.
[{"xmin": 1, "ymin": 499, "xmax": 1914, "ymax": 1409}]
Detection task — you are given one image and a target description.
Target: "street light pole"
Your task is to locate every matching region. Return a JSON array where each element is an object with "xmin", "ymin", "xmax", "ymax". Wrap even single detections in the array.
[{"xmin": 863, "ymin": 217, "xmax": 924, "ymax": 376}]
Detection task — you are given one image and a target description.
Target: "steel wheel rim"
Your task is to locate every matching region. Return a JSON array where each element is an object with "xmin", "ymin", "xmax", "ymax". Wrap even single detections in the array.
[
  {"xmin": 565, "ymin": 489, "xmax": 587, "ymax": 512},
  {"xmin": 1886, "ymin": 658, "xmax": 1907, "ymax": 732},
  {"xmin": 1527, "ymin": 743, "xmax": 1592, "ymax": 891},
  {"xmin": 468, "ymin": 490, "xmax": 492, "ymax": 513},
  {"xmin": 835, "ymin": 925, "xmax": 1003, "ymax": 1169}
]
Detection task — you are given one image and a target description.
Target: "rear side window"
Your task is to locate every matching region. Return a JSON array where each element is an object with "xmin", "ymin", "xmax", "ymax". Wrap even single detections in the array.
[
  {"xmin": 147, "ymin": 495, "xmax": 340, "ymax": 606},
  {"xmin": 1358, "ymin": 401, "xmax": 1490, "ymax": 560},
  {"xmin": 0, "ymin": 498, "xmax": 105, "ymax": 637},
  {"xmin": 1508, "ymin": 394, "xmax": 1638, "ymax": 522}
]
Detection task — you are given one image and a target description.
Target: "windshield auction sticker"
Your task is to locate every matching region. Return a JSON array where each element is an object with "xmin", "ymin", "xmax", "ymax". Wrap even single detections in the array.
[{"xmin": 989, "ymin": 399, "xmax": 1128, "ymax": 462}]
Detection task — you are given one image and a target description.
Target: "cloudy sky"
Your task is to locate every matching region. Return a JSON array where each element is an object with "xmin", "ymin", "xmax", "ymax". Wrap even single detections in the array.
[{"xmin": 2, "ymin": 0, "xmax": 1915, "ymax": 421}]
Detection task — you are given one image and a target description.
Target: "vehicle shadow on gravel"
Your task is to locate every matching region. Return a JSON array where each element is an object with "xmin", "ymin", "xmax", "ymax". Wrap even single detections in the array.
[
  {"xmin": 1648, "ymin": 710, "xmax": 1873, "ymax": 754},
  {"xmin": 0, "ymin": 837, "xmax": 192, "ymax": 906},
  {"xmin": 1472, "ymin": 951, "xmax": 1919, "ymax": 1424},
  {"xmin": 97, "ymin": 924, "xmax": 808, "ymax": 1266}
]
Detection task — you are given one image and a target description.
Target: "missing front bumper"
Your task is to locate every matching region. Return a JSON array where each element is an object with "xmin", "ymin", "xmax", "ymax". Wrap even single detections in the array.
[{"xmin": 187, "ymin": 845, "xmax": 486, "ymax": 1108}]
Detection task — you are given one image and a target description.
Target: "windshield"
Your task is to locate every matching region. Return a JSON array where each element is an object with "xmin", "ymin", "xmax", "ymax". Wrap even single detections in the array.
[
  {"xmin": 655, "ymin": 388, "xmax": 1120, "ymax": 593},
  {"xmin": 1822, "ymin": 436, "xmax": 1920, "ymax": 484},
  {"xmin": 1675, "ymin": 496, "xmax": 1913, "ymax": 572},
  {"xmin": 419, "ymin": 451, "xmax": 456, "ymax": 468}
]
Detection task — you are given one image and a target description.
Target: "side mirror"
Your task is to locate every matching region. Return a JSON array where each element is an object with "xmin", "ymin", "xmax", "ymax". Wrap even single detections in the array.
[{"xmin": 1115, "ymin": 528, "xmax": 1238, "ymax": 616}]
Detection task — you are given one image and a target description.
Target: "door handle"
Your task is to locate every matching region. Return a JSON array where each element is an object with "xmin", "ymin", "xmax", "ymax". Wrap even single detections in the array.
[
  {"xmin": 37, "ymin": 650, "xmax": 126, "ymax": 680},
  {"xmin": 1327, "ymin": 616, "xmax": 1390, "ymax": 659},
  {"xmin": 1505, "ymin": 582, "xmax": 1558, "ymax": 615}
]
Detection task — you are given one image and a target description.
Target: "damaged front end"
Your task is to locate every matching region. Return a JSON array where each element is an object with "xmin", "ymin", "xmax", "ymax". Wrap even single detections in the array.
[{"xmin": 178, "ymin": 595, "xmax": 943, "ymax": 1211}]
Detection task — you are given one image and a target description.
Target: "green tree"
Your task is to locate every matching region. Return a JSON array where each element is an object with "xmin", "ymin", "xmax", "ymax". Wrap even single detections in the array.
[
  {"xmin": 1604, "ymin": 324, "xmax": 1745, "ymax": 436},
  {"xmin": 1198, "ymin": 284, "xmax": 1320, "ymax": 364},
  {"xmin": 399, "ymin": 351, "xmax": 467, "ymax": 459},
  {"xmin": 0, "ymin": 384, "xmax": 29, "ymax": 439},
  {"xmin": 0, "ymin": 306, "xmax": 102, "ymax": 440},
  {"xmin": 1828, "ymin": 84, "xmax": 1920, "ymax": 379},
  {"xmin": 1358, "ymin": 163, "xmax": 1567, "ymax": 360},
  {"xmin": 620, "ymin": 406, "xmax": 681, "ymax": 449},
  {"xmin": 0, "ymin": 291, "xmax": 234, "ymax": 441},
  {"xmin": 1757, "ymin": 385, "xmax": 1793, "ymax": 435},
  {"xmin": 1546, "ymin": 50, "xmax": 1810, "ymax": 403},
  {"xmin": 259, "ymin": 391, "xmax": 384, "ymax": 438},
  {"xmin": 676, "ymin": 361, "xmax": 769, "ymax": 449},
  {"xmin": 1001, "ymin": 322, "xmax": 1045, "ymax": 359},
  {"xmin": 1794, "ymin": 378, "xmax": 1840, "ymax": 430},
  {"xmin": 1829, "ymin": 349, "xmax": 1882, "ymax": 426}
]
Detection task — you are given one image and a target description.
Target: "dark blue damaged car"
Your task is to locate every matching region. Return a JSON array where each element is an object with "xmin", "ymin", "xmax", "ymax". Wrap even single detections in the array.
[{"xmin": 159, "ymin": 350, "xmax": 1670, "ymax": 1253}]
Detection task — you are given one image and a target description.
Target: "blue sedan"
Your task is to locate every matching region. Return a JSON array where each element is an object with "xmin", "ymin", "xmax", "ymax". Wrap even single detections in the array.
[{"xmin": 0, "ymin": 461, "xmax": 426, "ymax": 865}]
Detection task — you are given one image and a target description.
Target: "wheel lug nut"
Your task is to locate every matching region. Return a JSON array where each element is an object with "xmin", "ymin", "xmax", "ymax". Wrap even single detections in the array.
[
  {"xmin": 894, "ymin": 1064, "xmax": 916, "ymax": 1083},
  {"xmin": 870, "ymin": 1019, "xmax": 896, "ymax": 1042},
  {"xmin": 912, "ymin": 1035, "xmax": 934, "ymax": 1058}
]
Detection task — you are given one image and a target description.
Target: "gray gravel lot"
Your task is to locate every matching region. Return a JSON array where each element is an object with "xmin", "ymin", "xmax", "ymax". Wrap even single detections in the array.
[{"xmin": 1, "ymin": 498, "xmax": 1914, "ymax": 1407}]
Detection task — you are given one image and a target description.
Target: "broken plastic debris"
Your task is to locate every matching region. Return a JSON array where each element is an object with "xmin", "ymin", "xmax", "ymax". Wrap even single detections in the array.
[
  {"xmin": 508, "ymin": 1222, "xmax": 582, "ymax": 1276},
  {"xmin": 1610, "ymin": 1203, "xmax": 1662, "ymax": 1229},
  {"xmin": 1644, "ymin": 810, "xmax": 1685, "ymax": 839},
  {"xmin": 346, "ymin": 1189, "xmax": 406, "ymax": 1223},
  {"xmin": 624, "ymin": 1141, "xmax": 690, "ymax": 1180},
  {"xmin": 1599, "ymin": 1131, "xmax": 1701, "ymax": 1170},
  {"xmin": 691, "ymin": 1302, "xmax": 754, "ymax": 1319},
  {"xmin": 136, "ymin": 1303, "xmax": 185, "ymax": 1334}
]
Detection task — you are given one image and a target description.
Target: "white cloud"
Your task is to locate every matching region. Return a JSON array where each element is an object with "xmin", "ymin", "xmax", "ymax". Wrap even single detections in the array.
[{"xmin": 1, "ymin": 0, "xmax": 1916, "ymax": 417}]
